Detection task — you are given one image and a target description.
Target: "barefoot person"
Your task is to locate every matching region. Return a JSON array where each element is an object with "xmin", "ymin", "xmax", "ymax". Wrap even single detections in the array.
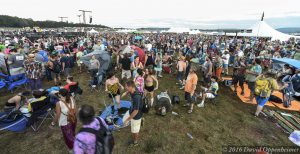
[
  {"xmin": 144, "ymin": 68, "xmax": 159, "ymax": 106},
  {"xmin": 105, "ymin": 71, "xmax": 124, "ymax": 112}
]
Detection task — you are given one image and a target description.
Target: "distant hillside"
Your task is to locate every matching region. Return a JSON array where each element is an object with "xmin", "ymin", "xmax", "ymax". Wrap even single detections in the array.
[
  {"xmin": 277, "ymin": 27, "xmax": 300, "ymax": 33},
  {"xmin": 0, "ymin": 15, "xmax": 109, "ymax": 28}
]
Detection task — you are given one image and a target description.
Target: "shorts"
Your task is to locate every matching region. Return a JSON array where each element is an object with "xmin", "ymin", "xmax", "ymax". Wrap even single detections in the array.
[
  {"xmin": 205, "ymin": 93, "xmax": 216, "ymax": 99},
  {"xmin": 223, "ymin": 64, "xmax": 228, "ymax": 69},
  {"xmin": 123, "ymin": 111, "xmax": 142, "ymax": 133},
  {"xmin": 232, "ymin": 75, "xmax": 245, "ymax": 87},
  {"xmin": 122, "ymin": 70, "xmax": 131, "ymax": 79},
  {"xmin": 248, "ymin": 82, "xmax": 255, "ymax": 93},
  {"xmin": 185, "ymin": 92, "xmax": 195, "ymax": 104},
  {"xmin": 51, "ymin": 71, "xmax": 60, "ymax": 79},
  {"xmin": 145, "ymin": 85, "xmax": 154, "ymax": 92},
  {"xmin": 177, "ymin": 71, "xmax": 184, "ymax": 81},
  {"xmin": 131, "ymin": 118, "xmax": 142, "ymax": 133},
  {"xmin": 108, "ymin": 89, "xmax": 120, "ymax": 98},
  {"xmin": 256, "ymin": 96, "xmax": 270, "ymax": 107}
]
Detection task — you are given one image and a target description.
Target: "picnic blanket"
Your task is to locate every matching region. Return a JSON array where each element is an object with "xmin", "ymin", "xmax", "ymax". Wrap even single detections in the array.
[{"xmin": 223, "ymin": 77, "xmax": 300, "ymax": 111}]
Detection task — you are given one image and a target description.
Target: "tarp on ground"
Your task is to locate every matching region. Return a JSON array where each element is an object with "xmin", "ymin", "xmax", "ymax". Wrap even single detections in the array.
[
  {"xmin": 272, "ymin": 58, "xmax": 300, "ymax": 69},
  {"xmin": 80, "ymin": 50, "xmax": 111, "ymax": 73}
]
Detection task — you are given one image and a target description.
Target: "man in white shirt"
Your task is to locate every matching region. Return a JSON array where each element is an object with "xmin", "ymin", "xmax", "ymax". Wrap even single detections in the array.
[{"xmin": 222, "ymin": 51, "xmax": 230, "ymax": 75}]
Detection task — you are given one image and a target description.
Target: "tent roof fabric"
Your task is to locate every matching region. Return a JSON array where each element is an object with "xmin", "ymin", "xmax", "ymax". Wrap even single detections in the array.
[
  {"xmin": 272, "ymin": 58, "xmax": 300, "ymax": 69},
  {"xmin": 238, "ymin": 21, "xmax": 300, "ymax": 41},
  {"xmin": 167, "ymin": 27, "xmax": 190, "ymax": 33}
]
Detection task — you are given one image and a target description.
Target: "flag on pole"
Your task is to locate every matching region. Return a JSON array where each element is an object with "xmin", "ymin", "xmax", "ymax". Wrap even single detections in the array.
[{"xmin": 261, "ymin": 12, "xmax": 264, "ymax": 21}]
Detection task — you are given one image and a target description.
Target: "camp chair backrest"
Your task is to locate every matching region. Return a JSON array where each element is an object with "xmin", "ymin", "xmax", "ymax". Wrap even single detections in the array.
[
  {"xmin": 69, "ymin": 82, "xmax": 79, "ymax": 94},
  {"xmin": 30, "ymin": 97, "xmax": 51, "ymax": 112}
]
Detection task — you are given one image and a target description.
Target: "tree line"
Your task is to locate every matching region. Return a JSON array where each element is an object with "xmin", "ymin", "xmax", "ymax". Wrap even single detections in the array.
[{"xmin": 0, "ymin": 15, "xmax": 109, "ymax": 28}]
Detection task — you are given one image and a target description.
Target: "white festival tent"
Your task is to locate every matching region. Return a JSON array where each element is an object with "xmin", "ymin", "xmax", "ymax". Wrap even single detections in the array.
[
  {"xmin": 166, "ymin": 27, "xmax": 190, "ymax": 33},
  {"xmin": 238, "ymin": 21, "xmax": 300, "ymax": 41},
  {"xmin": 87, "ymin": 29, "xmax": 99, "ymax": 34}
]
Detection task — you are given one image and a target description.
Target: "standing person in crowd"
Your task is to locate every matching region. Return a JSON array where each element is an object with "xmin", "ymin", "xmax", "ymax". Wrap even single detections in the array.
[
  {"xmin": 89, "ymin": 55, "xmax": 100, "ymax": 79},
  {"xmin": 105, "ymin": 71, "xmax": 124, "ymax": 112},
  {"xmin": 51, "ymin": 88, "xmax": 77, "ymax": 152},
  {"xmin": 74, "ymin": 104, "xmax": 108, "ymax": 154},
  {"xmin": 120, "ymin": 53, "xmax": 132, "ymax": 79},
  {"xmin": 254, "ymin": 72, "xmax": 288, "ymax": 117},
  {"xmin": 176, "ymin": 56, "xmax": 187, "ymax": 85},
  {"xmin": 245, "ymin": 59, "xmax": 262, "ymax": 102},
  {"xmin": 197, "ymin": 76, "xmax": 219, "ymax": 107},
  {"xmin": 232, "ymin": 57, "xmax": 246, "ymax": 95},
  {"xmin": 123, "ymin": 81, "xmax": 144, "ymax": 147},
  {"xmin": 131, "ymin": 56, "xmax": 143, "ymax": 78},
  {"xmin": 203, "ymin": 57, "xmax": 213, "ymax": 86},
  {"xmin": 23, "ymin": 54, "xmax": 43, "ymax": 91},
  {"xmin": 144, "ymin": 68, "xmax": 159, "ymax": 106},
  {"xmin": 154, "ymin": 52, "xmax": 163, "ymax": 78},
  {"xmin": 222, "ymin": 50, "xmax": 230, "ymax": 75},
  {"xmin": 47, "ymin": 55, "xmax": 61, "ymax": 86},
  {"xmin": 134, "ymin": 68, "xmax": 145, "ymax": 94},
  {"xmin": 214, "ymin": 52, "xmax": 223, "ymax": 81},
  {"xmin": 144, "ymin": 51, "xmax": 155, "ymax": 69},
  {"xmin": 7, "ymin": 48, "xmax": 25, "ymax": 75},
  {"xmin": 183, "ymin": 66, "xmax": 198, "ymax": 113},
  {"xmin": 61, "ymin": 52, "xmax": 73, "ymax": 77},
  {"xmin": 76, "ymin": 49, "xmax": 84, "ymax": 74}
]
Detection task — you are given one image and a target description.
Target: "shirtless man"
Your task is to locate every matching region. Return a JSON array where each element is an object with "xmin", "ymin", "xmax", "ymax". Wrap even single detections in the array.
[{"xmin": 4, "ymin": 91, "xmax": 30, "ymax": 111}]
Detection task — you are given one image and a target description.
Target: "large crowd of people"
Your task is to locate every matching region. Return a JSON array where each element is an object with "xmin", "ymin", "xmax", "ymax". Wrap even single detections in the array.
[{"xmin": 1, "ymin": 31, "xmax": 300, "ymax": 153}]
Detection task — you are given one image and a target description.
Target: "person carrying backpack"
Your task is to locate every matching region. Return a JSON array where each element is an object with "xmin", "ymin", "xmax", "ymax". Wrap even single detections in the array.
[
  {"xmin": 122, "ymin": 80, "xmax": 144, "ymax": 147},
  {"xmin": 74, "ymin": 104, "xmax": 113, "ymax": 154},
  {"xmin": 47, "ymin": 55, "xmax": 61, "ymax": 86},
  {"xmin": 254, "ymin": 72, "xmax": 288, "ymax": 117},
  {"xmin": 51, "ymin": 88, "xmax": 77, "ymax": 152}
]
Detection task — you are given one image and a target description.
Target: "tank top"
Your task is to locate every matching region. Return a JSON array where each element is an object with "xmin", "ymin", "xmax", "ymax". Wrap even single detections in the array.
[{"xmin": 58, "ymin": 99, "xmax": 75, "ymax": 126}]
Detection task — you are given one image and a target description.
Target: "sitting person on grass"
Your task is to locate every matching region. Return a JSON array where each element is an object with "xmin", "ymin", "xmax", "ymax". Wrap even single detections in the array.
[
  {"xmin": 197, "ymin": 76, "xmax": 219, "ymax": 108},
  {"xmin": 62, "ymin": 76, "xmax": 77, "ymax": 92}
]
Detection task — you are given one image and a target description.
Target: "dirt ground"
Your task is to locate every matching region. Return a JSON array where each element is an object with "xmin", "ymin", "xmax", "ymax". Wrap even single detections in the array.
[{"xmin": 0, "ymin": 70, "xmax": 295, "ymax": 154}]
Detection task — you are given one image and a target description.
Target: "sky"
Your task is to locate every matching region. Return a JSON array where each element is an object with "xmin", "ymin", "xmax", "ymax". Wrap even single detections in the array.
[{"xmin": 1, "ymin": 0, "xmax": 300, "ymax": 28}]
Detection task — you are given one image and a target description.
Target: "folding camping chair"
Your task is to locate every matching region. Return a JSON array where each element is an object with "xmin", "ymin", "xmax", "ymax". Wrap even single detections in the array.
[
  {"xmin": 27, "ymin": 97, "xmax": 54, "ymax": 131},
  {"xmin": 0, "ymin": 73, "xmax": 28, "ymax": 93}
]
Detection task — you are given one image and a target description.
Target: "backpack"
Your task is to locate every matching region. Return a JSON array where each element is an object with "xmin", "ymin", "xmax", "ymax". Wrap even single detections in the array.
[
  {"xmin": 255, "ymin": 78, "xmax": 271, "ymax": 98},
  {"xmin": 291, "ymin": 74, "xmax": 300, "ymax": 92},
  {"xmin": 79, "ymin": 117, "xmax": 114, "ymax": 154},
  {"xmin": 142, "ymin": 96, "xmax": 150, "ymax": 113},
  {"xmin": 134, "ymin": 92, "xmax": 149, "ymax": 113},
  {"xmin": 52, "ymin": 60, "xmax": 61, "ymax": 73},
  {"xmin": 62, "ymin": 100, "xmax": 76, "ymax": 124}
]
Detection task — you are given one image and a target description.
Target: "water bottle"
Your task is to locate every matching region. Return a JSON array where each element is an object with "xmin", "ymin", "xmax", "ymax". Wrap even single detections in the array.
[{"xmin": 187, "ymin": 133, "xmax": 194, "ymax": 139}]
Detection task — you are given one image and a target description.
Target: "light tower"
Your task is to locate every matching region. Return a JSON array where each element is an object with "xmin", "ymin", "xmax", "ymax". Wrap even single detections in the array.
[{"xmin": 78, "ymin": 10, "xmax": 92, "ymax": 24}]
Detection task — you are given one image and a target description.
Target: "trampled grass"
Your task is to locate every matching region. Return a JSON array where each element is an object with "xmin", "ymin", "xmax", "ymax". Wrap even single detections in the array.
[{"xmin": 0, "ymin": 70, "xmax": 294, "ymax": 154}]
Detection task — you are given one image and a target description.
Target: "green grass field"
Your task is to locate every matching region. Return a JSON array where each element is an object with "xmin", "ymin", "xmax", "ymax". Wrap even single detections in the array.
[{"xmin": 0, "ymin": 70, "xmax": 294, "ymax": 154}]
